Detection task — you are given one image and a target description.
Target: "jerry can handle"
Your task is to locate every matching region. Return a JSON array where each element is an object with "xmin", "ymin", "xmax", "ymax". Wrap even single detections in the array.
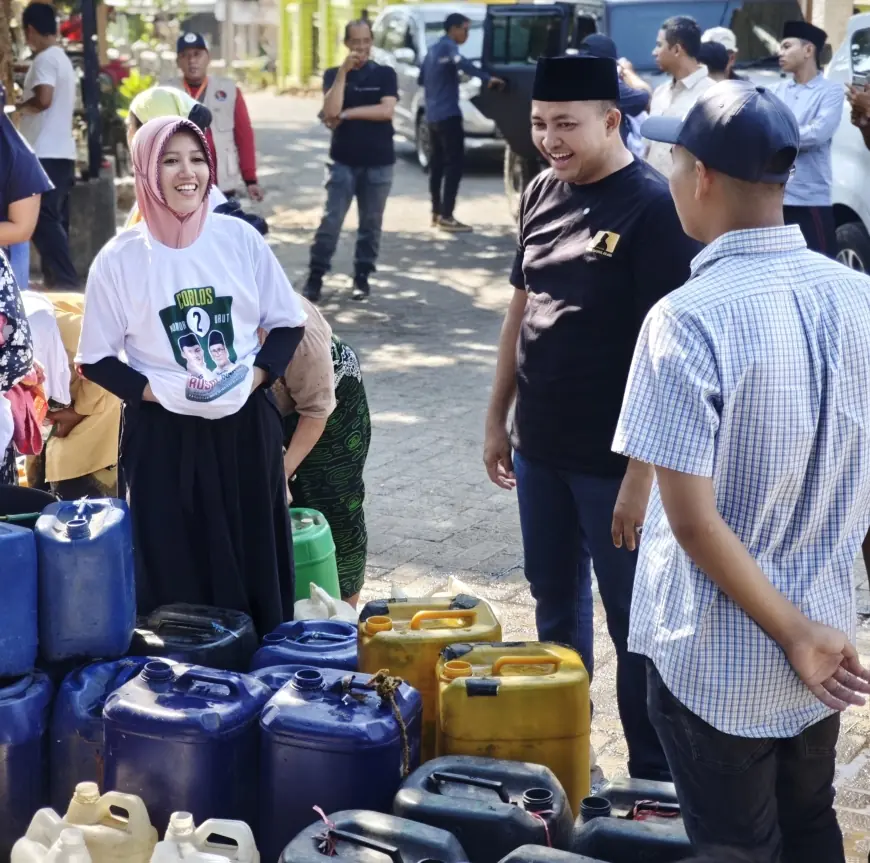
[
  {"xmin": 297, "ymin": 631, "xmax": 350, "ymax": 644},
  {"xmin": 492, "ymin": 656, "xmax": 562, "ymax": 675},
  {"xmin": 196, "ymin": 819, "xmax": 257, "ymax": 858},
  {"xmin": 409, "ymin": 610, "xmax": 478, "ymax": 630},
  {"xmin": 98, "ymin": 791, "xmax": 153, "ymax": 832},
  {"xmin": 327, "ymin": 829, "xmax": 404, "ymax": 863},
  {"xmin": 430, "ymin": 771, "xmax": 511, "ymax": 803},
  {"xmin": 174, "ymin": 669, "xmax": 242, "ymax": 699}
]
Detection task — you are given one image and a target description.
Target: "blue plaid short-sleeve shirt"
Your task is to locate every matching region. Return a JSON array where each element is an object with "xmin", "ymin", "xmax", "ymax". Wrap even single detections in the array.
[{"xmin": 613, "ymin": 225, "xmax": 870, "ymax": 738}]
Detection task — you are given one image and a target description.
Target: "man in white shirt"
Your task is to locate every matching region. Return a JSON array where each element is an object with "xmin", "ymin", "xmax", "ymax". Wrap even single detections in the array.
[
  {"xmin": 645, "ymin": 16, "xmax": 714, "ymax": 177},
  {"xmin": 16, "ymin": 2, "xmax": 79, "ymax": 288}
]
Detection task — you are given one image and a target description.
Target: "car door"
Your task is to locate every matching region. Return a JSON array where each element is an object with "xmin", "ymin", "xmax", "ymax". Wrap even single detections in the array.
[
  {"xmin": 474, "ymin": 3, "xmax": 572, "ymax": 162},
  {"xmin": 382, "ymin": 11, "xmax": 419, "ymax": 138}
]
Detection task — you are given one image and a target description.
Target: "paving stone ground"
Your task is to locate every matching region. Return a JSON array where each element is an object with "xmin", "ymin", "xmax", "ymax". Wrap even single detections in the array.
[{"xmin": 246, "ymin": 91, "xmax": 870, "ymax": 856}]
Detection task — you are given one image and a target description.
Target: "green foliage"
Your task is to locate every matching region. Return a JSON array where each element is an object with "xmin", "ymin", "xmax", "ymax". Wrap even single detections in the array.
[{"xmin": 117, "ymin": 67, "xmax": 154, "ymax": 118}]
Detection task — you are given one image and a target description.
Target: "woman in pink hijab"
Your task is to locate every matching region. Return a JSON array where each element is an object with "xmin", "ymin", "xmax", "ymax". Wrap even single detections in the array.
[{"xmin": 76, "ymin": 116, "xmax": 307, "ymax": 635}]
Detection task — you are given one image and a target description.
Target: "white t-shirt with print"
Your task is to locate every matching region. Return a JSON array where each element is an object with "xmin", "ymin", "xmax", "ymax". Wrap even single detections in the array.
[
  {"xmin": 19, "ymin": 45, "xmax": 77, "ymax": 160},
  {"xmin": 76, "ymin": 213, "xmax": 307, "ymax": 420}
]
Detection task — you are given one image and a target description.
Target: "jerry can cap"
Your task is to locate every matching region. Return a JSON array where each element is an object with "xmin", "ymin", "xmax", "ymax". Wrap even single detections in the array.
[
  {"xmin": 74, "ymin": 781, "xmax": 101, "ymax": 802},
  {"xmin": 141, "ymin": 660, "xmax": 175, "ymax": 683},
  {"xmin": 523, "ymin": 788, "xmax": 554, "ymax": 812},
  {"xmin": 168, "ymin": 812, "xmax": 195, "ymax": 835},
  {"xmin": 441, "ymin": 660, "xmax": 473, "ymax": 680},
  {"xmin": 291, "ymin": 668, "xmax": 325, "ymax": 692},
  {"xmin": 365, "ymin": 615, "xmax": 393, "ymax": 635}
]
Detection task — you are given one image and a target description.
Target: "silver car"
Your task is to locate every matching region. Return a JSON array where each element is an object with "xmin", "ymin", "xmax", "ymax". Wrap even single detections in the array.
[{"xmin": 370, "ymin": 2, "xmax": 503, "ymax": 169}]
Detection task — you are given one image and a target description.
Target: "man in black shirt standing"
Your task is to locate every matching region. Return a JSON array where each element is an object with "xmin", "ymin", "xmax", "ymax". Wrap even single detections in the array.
[
  {"xmin": 483, "ymin": 55, "xmax": 700, "ymax": 782},
  {"xmin": 305, "ymin": 20, "xmax": 398, "ymax": 302}
]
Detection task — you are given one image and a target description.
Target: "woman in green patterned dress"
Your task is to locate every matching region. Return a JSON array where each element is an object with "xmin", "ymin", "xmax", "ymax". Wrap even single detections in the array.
[{"xmin": 272, "ymin": 297, "xmax": 371, "ymax": 606}]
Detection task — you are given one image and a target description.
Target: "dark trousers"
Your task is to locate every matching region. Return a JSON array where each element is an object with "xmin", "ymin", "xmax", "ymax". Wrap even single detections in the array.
[
  {"xmin": 783, "ymin": 205, "xmax": 837, "ymax": 258},
  {"xmin": 647, "ymin": 663, "xmax": 844, "ymax": 862},
  {"xmin": 513, "ymin": 451, "xmax": 670, "ymax": 781},
  {"xmin": 310, "ymin": 162, "xmax": 394, "ymax": 277},
  {"xmin": 428, "ymin": 115, "xmax": 464, "ymax": 219},
  {"xmin": 32, "ymin": 158, "xmax": 79, "ymax": 287}
]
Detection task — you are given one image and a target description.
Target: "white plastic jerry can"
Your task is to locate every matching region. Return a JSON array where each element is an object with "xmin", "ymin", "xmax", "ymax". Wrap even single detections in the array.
[
  {"xmin": 62, "ymin": 782, "xmax": 157, "ymax": 863},
  {"xmin": 151, "ymin": 812, "xmax": 260, "ymax": 862},
  {"xmin": 11, "ymin": 809, "xmax": 65, "ymax": 862},
  {"xmin": 13, "ymin": 828, "xmax": 92, "ymax": 863}
]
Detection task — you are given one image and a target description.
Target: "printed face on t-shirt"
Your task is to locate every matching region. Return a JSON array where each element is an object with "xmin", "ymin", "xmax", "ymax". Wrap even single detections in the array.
[
  {"xmin": 181, "ymin": 342, "xmax": 206, "ymax": 371},
  {"xmin": 209, "ymin": 342, "xmax": 231, "ymax": 369}
]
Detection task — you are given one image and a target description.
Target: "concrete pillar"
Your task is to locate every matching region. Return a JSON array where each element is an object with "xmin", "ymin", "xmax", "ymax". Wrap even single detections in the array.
[{"xmin": 805, "ymin": 0, "xmax": 851, "ymax": 54}]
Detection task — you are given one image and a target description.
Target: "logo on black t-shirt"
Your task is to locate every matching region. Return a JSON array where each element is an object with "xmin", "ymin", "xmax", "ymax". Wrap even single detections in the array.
[{"xmin": 587, "ymin": 230, "xmax": 620, "ymax": 258}]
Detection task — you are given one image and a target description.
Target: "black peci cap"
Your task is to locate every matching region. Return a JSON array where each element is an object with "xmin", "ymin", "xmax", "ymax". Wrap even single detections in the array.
[
  {"xmin": 532, "ymin": 56, "xmax": 620, "ymax": 102},
  {"xmin": 782, "ymin": 20, "xmax": 827, "ymax": 58},
  {"xmin": 178, "ymin": 333, "xmax": 199, "ymax": 350},
  {"xmin": 578, "ymin": 34, "xmax": 618, "ymax": 61},
  {"xmin": 208, "ymin": 330, "xmax": 226, "ymax": 347},
  {"xmin": 641, "ymin": 80, "xmax": 798, "ymax": 183}
]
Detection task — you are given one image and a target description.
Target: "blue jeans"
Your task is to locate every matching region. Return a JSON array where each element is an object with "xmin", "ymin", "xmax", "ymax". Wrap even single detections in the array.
[
  {"xmin": 8, "ymin": 243, "xmax": 29, "ymax": 289},
  {"xmin": 648, "ymin": 663, "xmax": 843, "ymax": 862},
  {"xmin": 310, "ymin": 162, "xmax": 393, "ymax": 277},
  {"xmin": 513, "ymin": 451, "xmax": 669, "ymax": 782}
]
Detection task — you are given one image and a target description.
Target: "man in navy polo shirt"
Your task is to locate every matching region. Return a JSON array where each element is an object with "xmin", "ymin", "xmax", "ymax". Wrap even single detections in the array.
[
  {"xmin": 420, "ymin": 13, "xmax": 503, "ymax": 233},
  {"xmin": 304, "ymin": 20, "xmax": 398, "ymax": 302}
]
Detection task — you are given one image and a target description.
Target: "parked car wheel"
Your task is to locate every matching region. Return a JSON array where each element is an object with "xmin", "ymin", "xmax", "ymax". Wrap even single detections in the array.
[
  {"xmin": 504, "ymin": 146, "xmax": 539, "ymax": 222},
  {"xmin": 415, "ymin": 114, "xmax": 430, "ymax": 172},
  {"xmin": 836, "ymin": 221, "xmax": 870, "ymax": 273}
]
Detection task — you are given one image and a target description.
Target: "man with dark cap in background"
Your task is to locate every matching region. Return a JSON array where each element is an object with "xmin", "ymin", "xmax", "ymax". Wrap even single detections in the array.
[
  {"xmin": 419, "ymin": 13, "xmax": 503, "ymax": 232},
  {"xmin": 774, "ymin": 22, "xmax": 843, "ymax": 256},
  {"xmin": 483, "ymin": 54, "xmax": 700, "ymax": 783},
  {"xmin": 621, "ymin": 79, "xmax": 870, "ymax": 860},
  {"xmin": 698, "ymin": 40, "xmax": 729, "ymax": 83},
  {"xmin": 579, "ymin": 34, "xmax": 650, "ymax": 157},
  {"xmin": 167, "ymin": 33, "xmax": 263, "ymax": 201},
  {"xmin": 701, "ymin": 26, "xmax": 743, "ymax": 80}
]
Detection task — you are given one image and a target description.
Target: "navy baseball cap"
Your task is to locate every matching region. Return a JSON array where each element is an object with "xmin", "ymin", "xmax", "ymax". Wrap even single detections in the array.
[
  {"xmin": 641, "ymin": 80, "xmax": 798, "ymax": 183},
  {"xmin": 177, "ymin": 32, "xmax": 209, "ymax": 53}
]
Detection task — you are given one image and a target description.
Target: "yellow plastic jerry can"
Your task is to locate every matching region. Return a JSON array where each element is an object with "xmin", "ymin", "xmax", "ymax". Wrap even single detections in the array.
[
  {"xmin": 357, "ymin": 596, "xmax": 502, "ymax": 763},
  {"xmin": 435, "ymin": 641, "xmax": 590, "ymax": 813}
]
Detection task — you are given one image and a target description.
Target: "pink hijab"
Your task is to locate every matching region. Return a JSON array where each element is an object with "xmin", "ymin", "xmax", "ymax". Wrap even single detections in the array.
[{"xmin": 131, "ymin": 116, "xmax": 215, "ymax": 249}]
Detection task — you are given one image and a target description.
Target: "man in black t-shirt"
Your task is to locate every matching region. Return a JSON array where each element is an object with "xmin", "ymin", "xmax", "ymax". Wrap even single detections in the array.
[
  {"xmin": 304, "ymin": 20, "xmax": 398, "ymax": 302},
  {"xmin": 483, "ymin": 55, "xmax": 700, "ymax": 783}
]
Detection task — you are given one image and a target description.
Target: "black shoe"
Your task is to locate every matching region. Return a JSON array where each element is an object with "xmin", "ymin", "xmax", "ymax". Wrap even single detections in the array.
[
  {"xmin": 438, "ymin": 216, "xmax": 473, "ymax": 233},
  {"xmin": 352, "ymin": 273, "xmax": 370, "ymax": 301},
  {"xmin": 431, "ymin": 213, "xmax": 440, "ymax": 228},
  {"xmin": 303, "ymin": 273, "xmax": 323, "ymax": 302}
]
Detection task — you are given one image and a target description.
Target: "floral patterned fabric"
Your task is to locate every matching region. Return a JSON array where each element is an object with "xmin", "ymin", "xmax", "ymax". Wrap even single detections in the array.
[{"xmin": 0, "ymin": 255, "xmax": 34, "ymax": 484}]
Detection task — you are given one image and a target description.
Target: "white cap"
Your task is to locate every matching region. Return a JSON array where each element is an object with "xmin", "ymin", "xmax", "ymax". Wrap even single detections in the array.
[
  {"xmin": 73, "ymin": 782, "xmax": 100, "ymax": 802},
  {"xmin": 167, "ymin": 812, "xmax": 195, "ymax": 836},
  {"xmin": 702, "ymin": 26, "xmax": 738, "ymax": 53}
]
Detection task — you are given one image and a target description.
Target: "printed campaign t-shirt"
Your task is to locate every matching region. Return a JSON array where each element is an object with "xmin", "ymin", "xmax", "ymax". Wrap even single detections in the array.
[
  {"xmin": 19, "ymin": 45, "xmax": 77, "ymax": 160},
  {"xmin": 76, "ymin": 213, "xmax": 307, "ymax": 419}
]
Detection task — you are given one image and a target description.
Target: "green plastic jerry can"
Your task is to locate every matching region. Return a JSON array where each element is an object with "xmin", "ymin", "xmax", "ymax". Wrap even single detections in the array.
[{"xmin": 290, "ymin": 507, "xmax": 341, "ymax": 602}]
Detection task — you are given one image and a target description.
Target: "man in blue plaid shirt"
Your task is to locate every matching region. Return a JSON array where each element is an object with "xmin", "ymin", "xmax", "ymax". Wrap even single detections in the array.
[{"xmin": 615, "ymin": 81, "xmax": 870, "ymax": 860}]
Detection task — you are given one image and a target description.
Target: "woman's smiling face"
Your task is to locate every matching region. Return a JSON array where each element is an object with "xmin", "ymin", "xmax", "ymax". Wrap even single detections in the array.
[{"xmin": 159, "ymin": 129, "xmax": 209, "ymax": 214}]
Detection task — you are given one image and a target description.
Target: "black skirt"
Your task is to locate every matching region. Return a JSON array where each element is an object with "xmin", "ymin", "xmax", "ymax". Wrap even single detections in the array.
[{"xmin": 121, "ymin": 390, "xmax": 294, "ymax": 636}]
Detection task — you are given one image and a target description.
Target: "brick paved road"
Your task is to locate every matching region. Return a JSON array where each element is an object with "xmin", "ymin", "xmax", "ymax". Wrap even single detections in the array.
[{"xmin": 247, "ymin": 92, "xmax": 870, "ymax": 852}]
